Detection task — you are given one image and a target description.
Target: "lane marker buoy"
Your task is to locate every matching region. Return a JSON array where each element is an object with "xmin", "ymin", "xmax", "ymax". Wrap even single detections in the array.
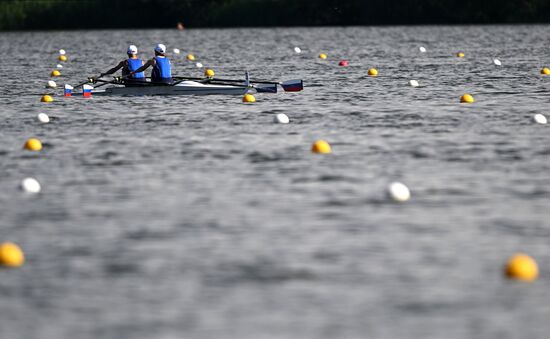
[
  {"xmin": 273, "ymin": 113, "xmax": 289, "ymax": 124},
  {"xmin": 243, "ymin": 94, "xmax": 256, "ymax": 103},
  {"xmin": 46, "ymin": 80, "xmax": 57, "ymax": 88},
  {"xmin": 533, "ymin": 114, "xmax": 547, "ymax": 124},
  {"xmin": 37, "ymin": 113, "xmax": 50, "ymax": 123},
  {"xmin": 311, "ymin": 140, "xmax": 331, "ymax": 154},
  {"xmin": 541, "ymin": 67, "xmax": 550, "ymax": 75},
  {"xmin": 505, "ymin": 253, "xmax": 539, "ymax": 282},
  {"xmin": 319, "ymin": 53, "xmax": 327, "ymax": 59},
  {"xmin": 205, "ymin": 69, "xmax": 215, "ymax": 77},
  {"xmin": 41, "ymin": 95, "xmax": 53, "ymax": 103},
  {"xmin": 493, "ymin": 59, "xmax": 502, "ymax": 66},
  {"xmin": 388, "ymin": 182, "xmax": 411, "ymax": 202},
  {"xmin": 419, "ymin": 46, "xmax": 427, "ymax": 53},
  {"xmin": 294, "ymin": 47, "xmax": 302, "ymax": 53},
  {"xmin": 173, "ymin": 48, "xmax": 180, "ymax": 54},
  {"xmin": 368, "ymin": 68, "xmax": 378, "ymax": 76},
  {"xmin": 21, "ymin": 178, "xmax": 41, "ymax": 193},
  {"xmin": 460, "ymin": 94, "xmax": 475, "ymax": 103},
  {"xmin": 24, "ymin": 138, "xmax": 42, "ymax": 151},
  {"xmin": 187, "ymin": 54, "xmax": 195, "ymax": 61},
  {"xmin": 457, "ymin": 52, "xmax": 465, "ymax": 58},
  {"xmin": 409, "ymin": 80, "xmax": 419, "ymax": 87},
  {"xmin": 0, "ymin": 242, "xmax": 25, "ymax": 267}
]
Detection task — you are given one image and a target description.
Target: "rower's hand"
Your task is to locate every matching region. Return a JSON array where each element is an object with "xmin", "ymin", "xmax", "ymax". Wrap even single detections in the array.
[{"xmin": 88, "ymin": 77, "xmax": 97, "ymax": 84}]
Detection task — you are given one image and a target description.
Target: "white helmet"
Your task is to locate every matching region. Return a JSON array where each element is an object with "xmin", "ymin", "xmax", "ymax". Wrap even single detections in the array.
[
  {"xmin": 127, "ymin": 45, "xmax": 138, "ymax": 54},
  {"xmin": 154, "ymin": 43, "xmax": 166, "ymax": 54}
]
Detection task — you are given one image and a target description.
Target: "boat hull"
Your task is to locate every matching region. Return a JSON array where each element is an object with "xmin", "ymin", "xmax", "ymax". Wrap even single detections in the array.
[{"xmin": 93, "ymin": 81, "xmax": 249, "ymax": 96}]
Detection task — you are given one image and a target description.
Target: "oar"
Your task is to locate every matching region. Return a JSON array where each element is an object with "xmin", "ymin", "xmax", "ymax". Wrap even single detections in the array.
[
  {"xmin": 173, "ymin": 76, "xmax": 303, "ymax": 92},
  {"xmin": 73, "ymin": 78, "xmax": 93, "ymax": 89},
  {"xmin": 172, "ymin": 77, "xmax": 278, "ymax": 93},
  {"xmin": 73, "ymin": 73, "xmax": 107, "ymax": 88}
]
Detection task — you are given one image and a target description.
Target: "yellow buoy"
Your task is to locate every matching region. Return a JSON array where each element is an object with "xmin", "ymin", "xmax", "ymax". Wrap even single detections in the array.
[
  {"xmin": 311, "ymin": 140, "xmax": 332, "ymax": 154},
  {"xmin": 505, "ymin": 253, "xmax": 539, "ymax": 282},
  {"xmin": 205, "ymin": 69, "xmax": 215, "ymax": 78},
  {"xmin": 242, "ymin": 94, "xmax": 256, "ymax": 103},
  {"xmin": 460, "ymin": 94, "xmax": 475, "ymax": 103},
  {"xmin": 457, "ymin": 52, "xmax": 465, "ymax": 58},
  {"xmin": 51, "ymin": 70, "xmax": 61, "ymax": 77},
  {"xmin": 24, "ymin": 138, "xmax": 42, "ymax": 151},
  {"xmin": 41, "ymin": 95, "xmax": 54, "ymax": 103},
  {"xmin": 58, "ymin": 55, "xmax": 67, "ymax": 62},
  {"xmin": 186, "ymin": 54, "xmax": 195, "ymax": 61},
  {"xmin": 368, "ymin": 68, "xmax": 378, "ymax": 76},
  {"xmin": 0, "ymin": 242, "xmax": 25, "ymax": 268},
  {"xmin": 318, "ymin": 53, "xmax": 327, "ymax": 59},
  {"xmin": 541, "ymin": 67, "xmax": 550, "ymax": 75}
]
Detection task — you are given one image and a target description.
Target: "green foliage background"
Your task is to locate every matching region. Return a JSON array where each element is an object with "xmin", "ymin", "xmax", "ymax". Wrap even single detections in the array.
[{"xmin": 1, "ymin": 0, "xmax": 550, "ymax": 30}]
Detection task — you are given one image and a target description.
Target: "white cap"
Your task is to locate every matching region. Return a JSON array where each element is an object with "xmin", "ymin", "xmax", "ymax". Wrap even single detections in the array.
[
  {"xmin": 127, "ymin": 45, "xmax": 138, "ymax": 54},
  {"xmin": 154, "ymin": 43, "xmax": 166, "ymax": 54}
]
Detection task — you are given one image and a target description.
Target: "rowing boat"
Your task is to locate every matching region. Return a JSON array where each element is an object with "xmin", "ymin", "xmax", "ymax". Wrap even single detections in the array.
[
  {"xmin": 92, "ymin": 80, "xmax": 249, "ymax": 96},
  {"xmin": 67, "ymin": 72, "xmax": 303, "ymax": 97}
]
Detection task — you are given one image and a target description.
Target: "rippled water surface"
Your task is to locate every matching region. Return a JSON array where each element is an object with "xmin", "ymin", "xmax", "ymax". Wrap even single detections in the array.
[{"xmin": 1, "ymin": 26, "xmax": 550, "ymax": 339}]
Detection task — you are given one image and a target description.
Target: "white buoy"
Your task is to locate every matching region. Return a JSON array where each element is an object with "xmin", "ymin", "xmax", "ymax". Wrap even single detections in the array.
[
  {"xmin": 493, "ymin": 58, "xmax": 502, "ymax": 66},
  {"xmin": 533, "ymin": 114, "xmax": 547, "ymax": 124},
  {"xmin": 46, "ymin": 80, "xmax": 57, "ymax": 88},
  {"xmin": 37, "ymin": 113, "xmax": 50, "ymax": 123},
  {"xmin": 195, "ymin": 62, "xmax": 203, "ymax": 68},
  {"xmin": 387, "ymin": 182, "xmax": 411, "ymax": 202},
  {"xmin": 59, "ymin": 49, "xmax": 66, "ymax": 55},
  {"xmin": 273, "ymin": 113, "xmax": 290, "ymax": 124},
  {"xmin": 409, "ymin": 80, "xmax": 419, "ymax": 87},
  {"xmin": 294, "ymin": 47, "xmax": 302, "ymax": 53},
  {"xmin": 173, "ymin": 48, "xmax": 180, "ymax": 54},
  {"xmin": 419, "ymin": 46, "xmax": 427, "ymax": 53},
  {"xmin": 56, "ymin": 64, "xmax": 63, "ymax": 69},
  {"xmin": 21, "ymin": 178, "xmax": 41, "ymax": 193}
]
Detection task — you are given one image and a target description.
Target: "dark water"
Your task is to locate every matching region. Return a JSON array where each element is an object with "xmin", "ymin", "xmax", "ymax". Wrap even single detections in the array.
[{"xmin": 1, "ymin": 26, "xmax": 550, "ymax": 338}]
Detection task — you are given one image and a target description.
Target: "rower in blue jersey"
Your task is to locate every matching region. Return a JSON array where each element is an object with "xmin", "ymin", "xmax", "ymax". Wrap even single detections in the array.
[
  {"xmin": 130, "ymin": 43, "xmax": 173, "ymax": 84},
  {"xmin": 98, "ymin": 45, "xmax": 146, "ymax": 86}
]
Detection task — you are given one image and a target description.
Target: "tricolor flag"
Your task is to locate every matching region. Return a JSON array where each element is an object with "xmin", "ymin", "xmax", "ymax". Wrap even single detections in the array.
[
  {"xmin": 82, "ymin": 84, "xmax": 93, "ymax": 98},
  {"xmin": 64, "ymin": 84, "xmax": 73, "ymax": 97}
]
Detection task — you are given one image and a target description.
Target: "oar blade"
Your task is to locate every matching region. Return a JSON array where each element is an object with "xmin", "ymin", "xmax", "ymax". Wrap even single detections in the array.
[
  {"xmin": 281, "ymin": 79, "xmax": 303, "ymax": 92},
  {"xmin": 255, "ymin": 84, "xmax": 278, "ymax": 93}
]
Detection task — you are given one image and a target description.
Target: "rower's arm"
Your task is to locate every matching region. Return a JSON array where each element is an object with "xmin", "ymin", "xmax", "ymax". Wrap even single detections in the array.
[
  {"xmin": 131, "ymin": 58, "xmax": 155, "ymax": 75},
  {"xmin": 101, "ymin": 61, "xmax": 125, "ymax": 77}
]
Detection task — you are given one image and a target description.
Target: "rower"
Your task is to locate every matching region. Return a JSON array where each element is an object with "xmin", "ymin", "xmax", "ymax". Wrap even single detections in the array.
[
  {"xmin": 97, "ymin": 45, "xmax": 146, "ymax": 86},
  {"xmin": 130, "ymin": 44, "xmax": 173, "ymax": 84}
]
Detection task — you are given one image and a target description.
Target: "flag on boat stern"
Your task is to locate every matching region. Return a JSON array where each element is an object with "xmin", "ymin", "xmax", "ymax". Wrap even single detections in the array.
[
  {"xmin": 64, "ymin": 84, "xmax": 73, "ymax": 97},
  {"xmin": 83, "ymin": 84, "xmax": 93, "ymax": 98}
]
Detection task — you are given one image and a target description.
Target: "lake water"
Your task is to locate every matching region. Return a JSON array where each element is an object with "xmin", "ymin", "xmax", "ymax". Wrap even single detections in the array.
[{"xmin": 1, "ymin": 25, "xmax": 550, "ymax": 339}]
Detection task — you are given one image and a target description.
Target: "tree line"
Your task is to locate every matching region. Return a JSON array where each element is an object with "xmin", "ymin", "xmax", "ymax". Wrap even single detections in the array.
[{"xmin": 1, "ymin": 0, "xmax": 550, "ymax": 30}]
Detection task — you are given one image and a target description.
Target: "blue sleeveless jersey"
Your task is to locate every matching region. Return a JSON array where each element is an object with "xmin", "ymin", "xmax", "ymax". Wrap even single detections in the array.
[
  {"xmin": 127, "ymin": 58, "xmax": 145, "ymax": 79},
  {"xmin": 152, "ymin": 56, "xmax": 172, "ymax": 82}
]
